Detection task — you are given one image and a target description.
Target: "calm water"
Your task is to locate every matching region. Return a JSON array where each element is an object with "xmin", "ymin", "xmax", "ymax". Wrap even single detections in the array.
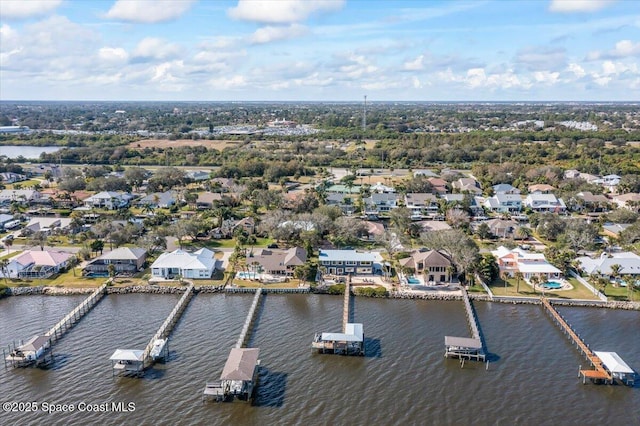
[
  {"xmin": 0, "ymin": 294, "xmax": 638, "ymax": 426},
  {"xmin": 0, "ymin": 145, "xmax": 61, "ymax": 159}
]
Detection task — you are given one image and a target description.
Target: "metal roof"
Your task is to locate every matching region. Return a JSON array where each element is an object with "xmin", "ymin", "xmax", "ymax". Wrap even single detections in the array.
[
  {"xmin": 19, "ymin": 335, "xmax": 50, "ymax": 352},
  {"xmin": 444, "ymin": 336, "xmax": 482, "ymax": 349},
  {"xmin": 220, "ymin": 348, "xmax": 260, "ymax": 381},
  {"xmin": 110, "ymin": 349, "xmax": 144, "ymax": 362},
  {"xmin": 594, "ymin": 351, "xmax": 634, "ymax": 374}
]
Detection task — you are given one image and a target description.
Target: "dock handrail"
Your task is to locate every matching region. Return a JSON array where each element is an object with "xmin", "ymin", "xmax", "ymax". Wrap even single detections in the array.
[
  {"xmin": 142, "ymin": 283, "xmax": 194, "ymax": 364},
  {"xmin": 235, "ymin": 288, "xmax": 263, "ymax": 349},
  {"xmin": 461, "ymin": 287, "xmax": 481, "ymax": 341},
  {"xmin": 342, "ymin": 281, "xmax": 351, "ymax": 333},
  {"xmin": 44, "ymin": 283, "xmax": 107, "ymax": 341}
]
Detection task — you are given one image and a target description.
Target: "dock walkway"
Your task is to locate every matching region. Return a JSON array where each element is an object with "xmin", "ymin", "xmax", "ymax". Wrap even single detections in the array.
[
  {"xmin": 142, "ymin": 283, "xmax": 195, "ymax": 367},
  {"xmin": 540, "ymin": 297, "xmax": 612, "ymax": 383},
  {"xmin": 342, "ymin": 281, "xmax": 351, "ymax": 332},
  {"xmin": 444, "ymin": 287, "xmax": 486, "ymax": 362},
  {"xmin": 5, "ymin": 283, "xmax": 107, "ymax": 368},
  {"xmin": 236, "ymin": 289, "xmax": 263, "ymax": 349}
]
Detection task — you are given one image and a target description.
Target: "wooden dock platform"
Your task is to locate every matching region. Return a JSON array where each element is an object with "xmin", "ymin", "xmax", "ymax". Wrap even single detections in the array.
[
  {"xmin": 444, "ymin": 287, "xmax": 486, "ymax": 362},
  {"xmin": 540, "ymin": 297, "xmax": 614, "ymax": 384},
  {"xmin": 4, "ymin": 283, "xmax": 107, "ymax": 368}
]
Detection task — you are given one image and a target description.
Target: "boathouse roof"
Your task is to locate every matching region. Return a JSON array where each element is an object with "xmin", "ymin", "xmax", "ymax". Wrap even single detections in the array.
[
  {"xmin": 594, "ymin": 351, "xmax": 634, "ymax": 374},
  {"xmin": 220, "ymin": 348, "xmax": 260, "ymax": 381},
  {"xmin": 110, "ymin": 349, "xmax": 144, "ymax": 362},
  {"xmin": 19, "ymin": 335, "xmax": 50, "ymax": 352},
  {"xmin": 444, "ymin": 336, "xmax": 482, "ymax": 350}
]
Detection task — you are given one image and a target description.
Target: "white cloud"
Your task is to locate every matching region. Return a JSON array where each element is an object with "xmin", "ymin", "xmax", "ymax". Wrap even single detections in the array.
[
  {"xmin": 403, "ymin": 55, "xmax": 424, "ymax": 71},
  {"xmin": 209, "ymin": 75, "xmax": 248, "ymax": 90},
  {"xmin": 228, "ymin": 0, "xmax": 345, "ymax": 24},
  {"xmin": 250, "ymin": 24, "xmax": 308, "ymax": 44},
  {"xmin": 132, "ymin": 37, "xmax": 182, "ymax": 60},
  {"xmin": 587, "ymin": 39, "xmax": 640, "ymax": 60},
  {"xmin": 105, "ymin": 0, "xmax": 196, "ymax": 23},
  {"xmin": 0, "ymin": 0, "xmax": 62, "ymax": 19},
  {"xmin": 549, "ymin": 0, "xmax": 616, "ymax": 13},
  {"xmin": 98, "ymin": 47, "xmax": 129, "ymax": 64},
  {"xmin": 533, "ymin": 71, "xmax": 560, "ymax": 84},
  {"xmin": 567, "ymin": 63, "xmax": 586, "ymax": 77}
]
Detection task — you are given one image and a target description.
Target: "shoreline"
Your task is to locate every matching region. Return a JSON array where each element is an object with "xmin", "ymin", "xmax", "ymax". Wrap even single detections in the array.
[{"xmin": 3, "ymin": 285, "xmax": 639, "ymax": 310}]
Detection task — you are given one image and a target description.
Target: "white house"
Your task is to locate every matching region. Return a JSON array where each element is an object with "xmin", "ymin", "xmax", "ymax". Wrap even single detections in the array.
[
  {"xmin": 150, "ymin": 248, "xmax": 216, "ymax": 279},
  {"xmin": 576, "ymin": 252, "xmax": 640, "ymax": 280},
  {"xmin": 484, "ymin": 194, "xmax": 522, "ymax": 213},
  {"xmin": 523, "ymin": 193, "xmax": 566, "ymax": 212},
  {"xmin": 491, "ymin": 246, "xmax": 562, "ymax": 281},
  {"xmin": 83, "ymin": 191, "xmax": 133, "ymax": 210}
]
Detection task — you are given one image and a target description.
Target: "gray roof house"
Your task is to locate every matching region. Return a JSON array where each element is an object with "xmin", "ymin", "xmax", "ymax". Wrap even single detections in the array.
[
  {"xmin": 246, "ymin": 247, "xmax": 307, "ymax": 276},
  {"xmin": 576, "ymin": 252, "xmax": 640, "ymax": 279},
  {"xmin": 137, "ymin": 191, "xmax": 177, "ymax": 208},
  {"xmin": 484, "ymin": 194, "xmax": 522, "ymax": 213},
  {"xmin": 83, "ymin": 247, "xmax": 147, "ymax": 275}
]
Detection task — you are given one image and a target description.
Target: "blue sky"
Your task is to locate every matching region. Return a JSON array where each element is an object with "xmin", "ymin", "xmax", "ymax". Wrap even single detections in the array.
[{"xmin": 1, "ymin": 0, "xmax": 638, "ymax": 101}]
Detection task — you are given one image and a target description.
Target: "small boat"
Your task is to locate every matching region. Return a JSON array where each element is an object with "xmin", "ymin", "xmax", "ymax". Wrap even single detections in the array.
[{"xmin": 150, "ymin": 338, "xmax": 167, "ymax": 361}]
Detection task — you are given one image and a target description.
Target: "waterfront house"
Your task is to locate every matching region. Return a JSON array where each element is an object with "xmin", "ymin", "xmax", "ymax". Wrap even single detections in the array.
[
  {"xmin": 523, "ymin": 193, "xmax": 566, "ymax": 213},
  {"xmin": 318, "ymin": 249, "xmax": 381, "ymax": 276},
  {"xmin": 3, "ymin": 250, "xmax": 72, "ymax": 279},
  {"xmin": 246, "ymin": 247, "xmax": 306, "ymax": 276},
  {"xmin": 491, "ymin": 246, "xmax": 561, "ymax": 281},
  {"xmin": 83, "ymin": 247, "xmax": 147, "ymax": 275},
  {"xmin": 575, "ymin": 252, "xmax": 640, "ymax": 281},
  {"xmin": 83, "ymin": 191, "xmax": 133, "ymax": 210},
  {"xmin": 150, "ymin": 248, "xmax": 216, "ymax": 279},
  {"xmin": 398, "ymin": 249, "xmax": 452, "ymax": 283}
]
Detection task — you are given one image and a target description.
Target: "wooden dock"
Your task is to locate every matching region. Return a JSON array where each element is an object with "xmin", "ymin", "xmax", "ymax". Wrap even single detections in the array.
[
  {"xmin": 4, "ymin": 283, "xmax": 107, "ymax": 368},
  {"xmin": 236, "ymin": 289, "xmax": 263, "ymax": 349},
  {"xmin": 312, "ymin": 281, "xmax": 365, "ymax": 356},
  {"xmin": 540, "ymin": 297, "xmax": 613, "ymax": 384},
  {"xmin": 342, "ymin": 281, "xmax": 351, "ymax": 332},
  {"xmin": 142, "ymin": 283, "xmax": 195, "ymax": 367},
  {"xmin": 444, "ymin": 287, "xmax": 486, "ymax": 363}
]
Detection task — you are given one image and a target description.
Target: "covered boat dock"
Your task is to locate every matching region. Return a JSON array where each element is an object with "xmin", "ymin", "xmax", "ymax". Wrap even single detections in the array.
[
  {"xmin": 4, "ymin": 335, "xmax": 53, "ymax": 368},
  {"xmin": 444, "ymin": 336, "xmax": 485, "ymax": 362},
  {"xmin": 203, "ymin": 348, "xmax": 261, "ymax": 402},
  {"xmin": 110, "ymin": 349, "xmax": 145, "ymax": 377},
  {"xmin": 593, "ymin": 351, "xmax": 636, "ymax": 386},
  {"xmin": 312, "ymin": 323, "xmax": 365, "ymax": 356}
]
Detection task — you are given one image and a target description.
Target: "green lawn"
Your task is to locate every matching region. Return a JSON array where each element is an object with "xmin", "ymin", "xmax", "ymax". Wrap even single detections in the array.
[
  {"xmin": 602, "ymin": 284, "xmax": 638, "ymax": 301},
  {"xmin": 0, "ymin": 250, "xmax": 22, "ymax": 260},
  {"xmin": 488, "ymin": 277, "xmax": 599, "ymax": 300}
]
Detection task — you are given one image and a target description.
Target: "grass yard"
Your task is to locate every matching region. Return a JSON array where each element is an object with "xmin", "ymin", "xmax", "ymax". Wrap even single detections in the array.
[{"xmin": 488, "ymin": 277, "xmax": 599, "ymax": 300}]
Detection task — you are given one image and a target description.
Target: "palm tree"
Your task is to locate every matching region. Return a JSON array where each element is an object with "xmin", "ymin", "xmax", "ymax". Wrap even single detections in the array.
[
  {"xmin": 514, "ymin": 271, "xmax": 524, "ymax": 294},
  {"xmin": 0, "ymin": 258, "xmax": 9, "ymax": 284},
  {"xmin": 514, "ymin": 226, "xmax": 531, "ymax": 241},
  {"xmin": 529, "ymin": 274, "xmax": 540, "ymax": 294},
  {"xmin": 609, "ymin": 263, "xmax": 622, "ymax": 286}
]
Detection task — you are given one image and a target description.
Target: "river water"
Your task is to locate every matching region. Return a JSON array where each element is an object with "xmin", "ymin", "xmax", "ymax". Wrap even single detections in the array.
[
  {"xmin": 0, "ymin": 145, "xmax": 61, "ymax": 160},
  {"xmin": 0, "ymin": 294, "xmax": 638, "ymax": 426}
]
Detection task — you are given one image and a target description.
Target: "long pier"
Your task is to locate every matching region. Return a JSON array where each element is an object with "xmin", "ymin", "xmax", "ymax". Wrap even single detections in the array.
[
  {"xmin": 142, "ymin": 283, "xmax": 195, "ymax": 366},
  {"xmin": 5, "ymin": 283, "xmax": 107, "ymax": 368},
  {"xmin": 235, "ymin": 289, "xmax": 264, "ymax": 349},
  {"xmin": 444, "ymin": 287, "xmax": 486, "ymax": 363},
  {"xmin": 342, "ymin": 281, "xmax": 351, "ymax": 332},
  {"xmin": 540, "ymin": 297, "xmax": 613, "ymax": 383}
]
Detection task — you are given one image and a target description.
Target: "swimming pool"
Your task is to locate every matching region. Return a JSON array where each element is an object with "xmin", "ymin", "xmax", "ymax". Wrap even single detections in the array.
[
  {"xmin": 542, "ymin": 281, "xmax": 563, "ymax": 290},
  {"xmin": 236, "ymin": 271, "xmax": 259, "ymax": 280},
  {"xmin": 84, "ymin": 272, "xmax": 109, "ymax": 278},
  {"xmin": 407, "ymin": 277, "xmax": 421, "ymax": 285}
]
